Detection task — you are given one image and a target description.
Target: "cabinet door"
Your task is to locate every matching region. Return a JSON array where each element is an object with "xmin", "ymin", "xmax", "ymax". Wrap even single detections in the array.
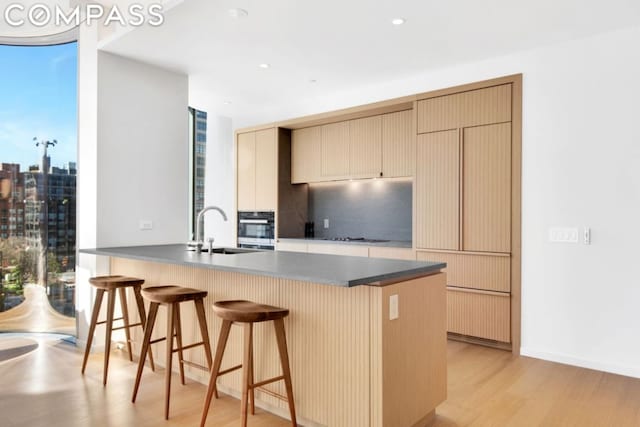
[
  {"xmin": 255, "ymin": 128, "xmax": 277, "ymax": 211},
  {"xmin": 349, "ymin": 116, "xmax": 381, "ymax": 178},
  {"xmin": 237, "ymin": 132, "xmax": 256, "ymax": 211},
  {"xmin": 382, "ymin": 110, "xmax": 413, "ymax": 177},
  {"xmin": 291, "ymin": 126, "xmax": 322, "ymax": 183},
  {"xmin": 462, "ymin": 123, "xmax": 511, "ymax": 252},
  {"xmin": 417, "ymin": 84, "xmax": 512, "ymax": 134},
  {"xmin": 415, "ymin": 130, "xmax": 459, "ymax": 250},
  {"xmin": 447, "ymin": 287, "xmax": 511, "ymax": 343},
  {"xmin": 321, "ymin": 122, "xmax": 350, "ymax": 178}
]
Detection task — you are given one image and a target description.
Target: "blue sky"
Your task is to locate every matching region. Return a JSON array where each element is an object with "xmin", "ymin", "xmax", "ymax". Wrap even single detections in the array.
[{"xmin": 0, "ymin": 42, "xmax": 77, "ymax": 170}]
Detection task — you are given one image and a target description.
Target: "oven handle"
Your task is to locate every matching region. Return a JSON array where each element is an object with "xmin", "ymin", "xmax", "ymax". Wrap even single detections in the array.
[{"xmin": 239, "ymin": 219, "xmax": 269, "ymax": 224}]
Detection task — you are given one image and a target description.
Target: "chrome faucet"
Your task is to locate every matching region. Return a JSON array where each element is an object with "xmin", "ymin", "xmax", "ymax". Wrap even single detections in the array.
[{"xmin": 187, "ymin": 206, "xmax": 228, "ymax": 251}]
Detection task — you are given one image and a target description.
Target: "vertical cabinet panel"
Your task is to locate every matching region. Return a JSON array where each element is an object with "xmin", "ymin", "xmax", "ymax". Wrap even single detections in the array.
[
  {"xmin": 463, "ymin": 123, "xmax": 511, "ymax": 252},
  {"xmin": 416, "ymin": 130, "xmax": 459, "ymax": 250},
  {"xmin": 321, "ymin": 122, "xmax": 350, "ymax": 178},
  {"xmin": 349, "ymin": 116, "xmax": 382, "ymax": 178},
  {"xmin": 237, "ymin": 132, "xmax": 256, "ymax": 211},
  {"xmin": 255, "ymin": 128, "xmax": 278, "ymax": 211},
  {"xmin": 291, "ymin": 126, "xmax": 322, "ymax": 183},
  {"xmin": 382, "ymin": 110, "xmax": 414, "ymax": 177},
  {"xmin": 417, "ymin": 84, "xmax": 512, "ymax": 133}
]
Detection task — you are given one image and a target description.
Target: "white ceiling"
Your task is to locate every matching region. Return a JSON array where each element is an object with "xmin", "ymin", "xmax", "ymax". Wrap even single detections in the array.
[{"xmin": 101, "ymin": 0, "xmax": 640, "ymax": 124}]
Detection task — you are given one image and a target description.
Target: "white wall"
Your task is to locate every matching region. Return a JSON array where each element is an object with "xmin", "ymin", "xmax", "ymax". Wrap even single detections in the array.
[
  {"xmin": 223, "ymin": 25, "xmax": 640, "ymax": 377},
  {"xmin": 96, "ymin": 51, "xmax": 189, "ymax": 247},
  {"xmin": 188, "ymin": 82, "xmax": 235, "ymax": 247}
]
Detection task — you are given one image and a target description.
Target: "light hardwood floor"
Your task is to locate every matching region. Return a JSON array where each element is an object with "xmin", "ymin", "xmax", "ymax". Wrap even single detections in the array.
[{"xmin": 1, "ymin": 334, "xmax": 639, "ymax": 427}]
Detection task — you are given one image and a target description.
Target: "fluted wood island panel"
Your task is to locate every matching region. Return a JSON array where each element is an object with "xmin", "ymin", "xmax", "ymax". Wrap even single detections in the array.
[{"xmin": 102, "ymin": 252, "xmax": 446, "ymax": 427}]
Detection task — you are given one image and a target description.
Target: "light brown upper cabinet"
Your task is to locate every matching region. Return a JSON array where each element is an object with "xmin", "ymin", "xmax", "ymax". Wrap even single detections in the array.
[
  {"xmin": 291, "ymin": 110, "xmax": 413, "ymax": 183},
  {"xmin": 415, "ymin": 130, "xmax": 459, "ymax": 250},
  {"xmin": 321, "ymin": 121, "xmax": 350, "ymax": 179},
  {"xmin": 349, "ymin": 116, "xmax": 382, "ymax": 178},
  {"xmin": 417, "ymin": 84, "xmax": 511, "ymax": 134},
  {"xmin": 462, "ymin": 123, "xmax": 511, "ymax": 252},
  {"xmin": 291, "ymin": 126, "xmax": 322, "ymax": 183},
  {"xmin": 237, "ymin": 128, "xmax": 277, "ymax": 211},
  {"xmin": 382, "ymin": 110, "xmax": 414, "ymax": 177}
]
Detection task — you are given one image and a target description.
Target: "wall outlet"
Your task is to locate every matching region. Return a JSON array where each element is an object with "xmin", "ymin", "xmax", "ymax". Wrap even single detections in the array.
[
  {"xmin": 548, "ymin": 227, "xmax": 578, "ymax": 243},
  {"xmin": 389, "ymin": 294, "xmax": 399, "ymax": 320},
  {"xmin": 323, "ymin": 218, "xmax": 329, "ymax": 229},
  {"xmin": 583, "ymin": 227, "xmax": 591, "ymax": 245},
  {"xmin": 139, "ymin": 220, "xmax": 153, "ymax": 230}
]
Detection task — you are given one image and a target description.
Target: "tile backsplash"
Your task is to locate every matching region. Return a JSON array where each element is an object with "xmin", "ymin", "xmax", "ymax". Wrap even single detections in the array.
[{"xmin": 308, "ymin": 179, "xmax": 412, "ymax": 241}]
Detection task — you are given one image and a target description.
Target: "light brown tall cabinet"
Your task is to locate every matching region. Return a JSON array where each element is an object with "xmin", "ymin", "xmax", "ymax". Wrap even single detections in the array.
[{"xmin": 415, "ymin": 79, "xmax": 521, "ymax": 350}]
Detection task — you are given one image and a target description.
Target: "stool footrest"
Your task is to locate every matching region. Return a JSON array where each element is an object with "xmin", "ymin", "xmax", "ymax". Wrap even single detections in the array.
[
  {"xmin": 251, "ymin": 375, "xmax": 285, "ymax": 389},
  {"xmin": 181, "ymin": 360, "xmax": 209, "ymax": 371},
  {"xmin": 255, "ymin": 386, "xmax": 288, "ymax": 402},
  {"xmin": 149, "ymin": 337, "xmax": 167, "ymax": 345},
  {"xmin": 172, "ymin": 341, "xmax": 204, "ymax": 352},
  {"xmin": 96, "ymin": 316, "xmax": 124, "ymax": 325},
  {"xmin": 112, "ymin": 322, "xmax": 142, "ymax": 331},
  {"xmin": 217, "ymin": 364, "xmax": 242, "ymax": 377}
]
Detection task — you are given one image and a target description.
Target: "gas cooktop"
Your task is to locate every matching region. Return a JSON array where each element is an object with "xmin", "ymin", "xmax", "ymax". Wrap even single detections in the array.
[{"xmin": 324, "ymin": 237, "xmax": 390, "ymax": 243}]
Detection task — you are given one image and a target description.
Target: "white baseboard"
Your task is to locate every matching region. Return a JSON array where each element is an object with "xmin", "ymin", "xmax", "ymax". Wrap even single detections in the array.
[{"xmin": 520, "ymin": 347, "xmax": 640, "ymax": 379}]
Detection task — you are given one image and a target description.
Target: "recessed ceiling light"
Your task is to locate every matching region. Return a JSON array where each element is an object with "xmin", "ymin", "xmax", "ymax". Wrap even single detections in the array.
[
  {"xmin": 228, "ymin": 8, "xmax": 248, "ymax": 18},
  {"xmin": 258, "ymin": 63, "xmax": 270, "ymax": 69},
  {"xmin": 391, "ymin": 18, "xmax": 406, "ymax": 25},
  {"xmin": 223, "ymin": 101, "xmax": 232, "ymax": 105}
]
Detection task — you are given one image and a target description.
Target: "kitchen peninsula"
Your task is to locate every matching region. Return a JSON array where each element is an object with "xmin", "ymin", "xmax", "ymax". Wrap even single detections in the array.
[{"xmin": 80, "ymin": 244, "xmax": 447, "ymax": 427}]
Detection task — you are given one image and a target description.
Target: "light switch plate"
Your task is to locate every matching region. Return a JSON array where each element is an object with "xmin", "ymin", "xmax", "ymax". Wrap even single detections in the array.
[
  {"xmin": 323, "ymin": 218, "xmax": 329, "ymax": 229},
  {"xmin": 548, "ymin": 227, "xmax": 578, "ymax": 243},
  {"xmin": 389, "ymin": 294, "xmax": 399, "ymax": 320}
]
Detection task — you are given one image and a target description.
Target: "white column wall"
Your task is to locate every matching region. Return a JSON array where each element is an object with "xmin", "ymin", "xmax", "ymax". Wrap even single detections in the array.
[
  {"xmin": 96, "ymin": 51, "xmax": 189, "ymax": 247},
  {"xmin": 76, "ymin": 35, "xmax": 189, "ymax": 348}
]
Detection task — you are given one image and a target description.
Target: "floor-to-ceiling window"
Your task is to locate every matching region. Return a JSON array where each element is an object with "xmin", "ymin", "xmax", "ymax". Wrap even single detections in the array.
[{"xmin": 0, "ymin": 42, "xmax": 77, "ymax": 335}]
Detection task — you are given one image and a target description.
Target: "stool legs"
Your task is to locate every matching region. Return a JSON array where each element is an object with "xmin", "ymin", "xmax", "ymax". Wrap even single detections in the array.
[
  {"xmin": 81, "ymin": 288, "xmax": 105, "ymax": 376},
  {"xmin": 103, "ymin": 289, "xmax": 117, "ymax": 386},
  {"xmin": 201, "ymin": 318, "xmax": 296, "ymax": 427},
  {"xmin": 200, "ymin": 320, "xmax": 230, "ymax": 427},
  {"xmin": 133, "ymin": 286, "xmax": 155, "ymax": 371},
  {"xmin": 274, "ymin": 318, "xmax": 297, "ymax": 426},
  {"xmin": 118, "ymin": 287, "xmax": 134, "ymax": 362},
  {"xmin": 241, "ymin": 322, "xmax": 253, "ymax": 427},
  {"xmin": 164, "ymin": 302, "xmax": 175, "ymax": 420},
  {"xmin": 132, "ymin": 302, "xmax": 159, "ymax": 403},
  {"xmin": 134, "ymin": 296, "xmax": 213, "ymax": 421},
  {"xmin": 173, "ymin": 305, "xmax": 186, "ymax": 385}
]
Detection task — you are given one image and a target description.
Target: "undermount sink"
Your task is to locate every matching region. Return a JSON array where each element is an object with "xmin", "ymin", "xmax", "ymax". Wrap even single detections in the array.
[
  {"xmin": 205, "ymin": 247, "xmax": 258, "ymax": 255},
  {"xmin": 188, "ymin": 246, "xmax": 258, "ymax": 254}
]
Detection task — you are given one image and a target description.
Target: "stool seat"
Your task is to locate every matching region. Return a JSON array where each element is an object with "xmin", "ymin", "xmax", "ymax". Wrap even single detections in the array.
[
  {"xmin": 213, "ymin": 300, "xmax": 289, "ymax": 323},
  {"xmin": 89, "ymin": 275, "xmax": 145, "ymax": 289},
  {"xmin": 142, "ymin": 285, "xmax": 208, "ymax": 304}
]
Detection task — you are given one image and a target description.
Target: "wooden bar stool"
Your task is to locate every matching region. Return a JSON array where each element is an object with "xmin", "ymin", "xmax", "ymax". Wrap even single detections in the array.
[
  {"xmin": 200, "ymin": 300, "xmax": 297, "ymax": 427},
  {"xmin": 81, "ymin": 275, "xmax": 155, "ymax": 386},
  {"xmin": 131, "ymin": 285, "xmax": 214, "ymax": 420}
]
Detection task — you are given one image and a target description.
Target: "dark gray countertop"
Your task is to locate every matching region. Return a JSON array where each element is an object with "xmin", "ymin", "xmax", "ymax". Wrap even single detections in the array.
[
  {"xmin": 80, "ymin": 244, "xmax": 444, "ymax": 287},
  {"xmin": 277, "ymin": 238, "xmax": 413, "ymax": 248}
]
